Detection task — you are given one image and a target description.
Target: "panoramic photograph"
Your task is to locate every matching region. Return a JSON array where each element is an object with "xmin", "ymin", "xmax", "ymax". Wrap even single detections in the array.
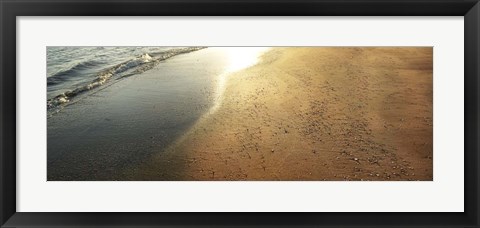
[{"xmin": 47, "ymin": 46, "xmax": 433, "ymax": 181}]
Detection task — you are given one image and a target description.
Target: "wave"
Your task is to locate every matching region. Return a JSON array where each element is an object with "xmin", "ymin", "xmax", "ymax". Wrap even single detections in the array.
[
  {"xmin": 47, "ymin": 47, "xmax": 205, "ymax": 112},
  {"xmin": 47, "ymin": 60, "xmax": 103, "ymax": 86}
]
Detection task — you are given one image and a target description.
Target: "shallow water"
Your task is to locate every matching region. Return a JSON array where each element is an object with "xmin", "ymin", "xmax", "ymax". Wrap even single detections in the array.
[{"xmin": 47, "ymin": 47, "xmax": 203, "ymax": 113}]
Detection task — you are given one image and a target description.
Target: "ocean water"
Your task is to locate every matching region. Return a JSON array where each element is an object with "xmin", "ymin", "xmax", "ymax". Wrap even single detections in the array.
[{"xmin": 47, "ymin": 46, "xmax": 203, "ymax": 113}]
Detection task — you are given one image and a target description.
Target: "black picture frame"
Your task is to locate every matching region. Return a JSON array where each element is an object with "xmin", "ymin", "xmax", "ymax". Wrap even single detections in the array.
[{"xmin": 1, "ymin": 0, "xmax": 479, "ymax": 227}]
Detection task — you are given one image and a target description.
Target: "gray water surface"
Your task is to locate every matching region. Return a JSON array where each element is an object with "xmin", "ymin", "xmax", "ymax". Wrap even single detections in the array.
[{"xmin": 47, "ymin": 48, "xmax": 229, "ymax": 180}]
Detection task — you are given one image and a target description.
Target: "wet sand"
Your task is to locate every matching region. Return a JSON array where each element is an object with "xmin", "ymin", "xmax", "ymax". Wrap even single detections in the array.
[
  {"xmin": 129, "ymin": 47, "xmax": 433, "ymax": 181},
  {"xmin": 47, "ymin": 48, "xmax": 226, "ymax": 180}
]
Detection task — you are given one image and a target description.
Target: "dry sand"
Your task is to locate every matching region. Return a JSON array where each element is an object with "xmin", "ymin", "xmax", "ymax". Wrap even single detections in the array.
[{"xmin": 128, "ymin": 47, "xmax": 433, "ymax": 181}]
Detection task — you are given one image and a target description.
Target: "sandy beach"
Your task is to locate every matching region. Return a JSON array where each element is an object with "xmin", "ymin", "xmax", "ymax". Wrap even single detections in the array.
[{"xmin": 126, "ymin": 47, "xmax": 433, "ymax": 181}]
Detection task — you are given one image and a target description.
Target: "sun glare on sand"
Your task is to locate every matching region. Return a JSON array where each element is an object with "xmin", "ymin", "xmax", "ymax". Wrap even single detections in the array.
[
  {"xmin": 210, "ymin": 47, "xmax": 269, "ymax": 113},
  {"xmin": 223, "ymin": 47, "xmax": 270, "ymax": 73}
]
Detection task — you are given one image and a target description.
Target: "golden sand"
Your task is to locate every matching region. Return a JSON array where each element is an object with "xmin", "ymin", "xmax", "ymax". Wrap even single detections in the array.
[{"xmin": 128, "ymin": 47, "xmax": 433, "ymax": 181}]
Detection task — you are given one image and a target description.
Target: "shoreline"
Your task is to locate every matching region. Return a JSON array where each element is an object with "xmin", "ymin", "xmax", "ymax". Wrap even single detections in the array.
[
  {"xmin": 128, "ymin": 47, "xmax": 433, "ymax": 181},
  {"xmin": 47, "ymin": 48, "xmax": 226, "ymax": 180},
  {"xmin": 47, "ymin": 47, "xmax": 272, "ymax": 181}
]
